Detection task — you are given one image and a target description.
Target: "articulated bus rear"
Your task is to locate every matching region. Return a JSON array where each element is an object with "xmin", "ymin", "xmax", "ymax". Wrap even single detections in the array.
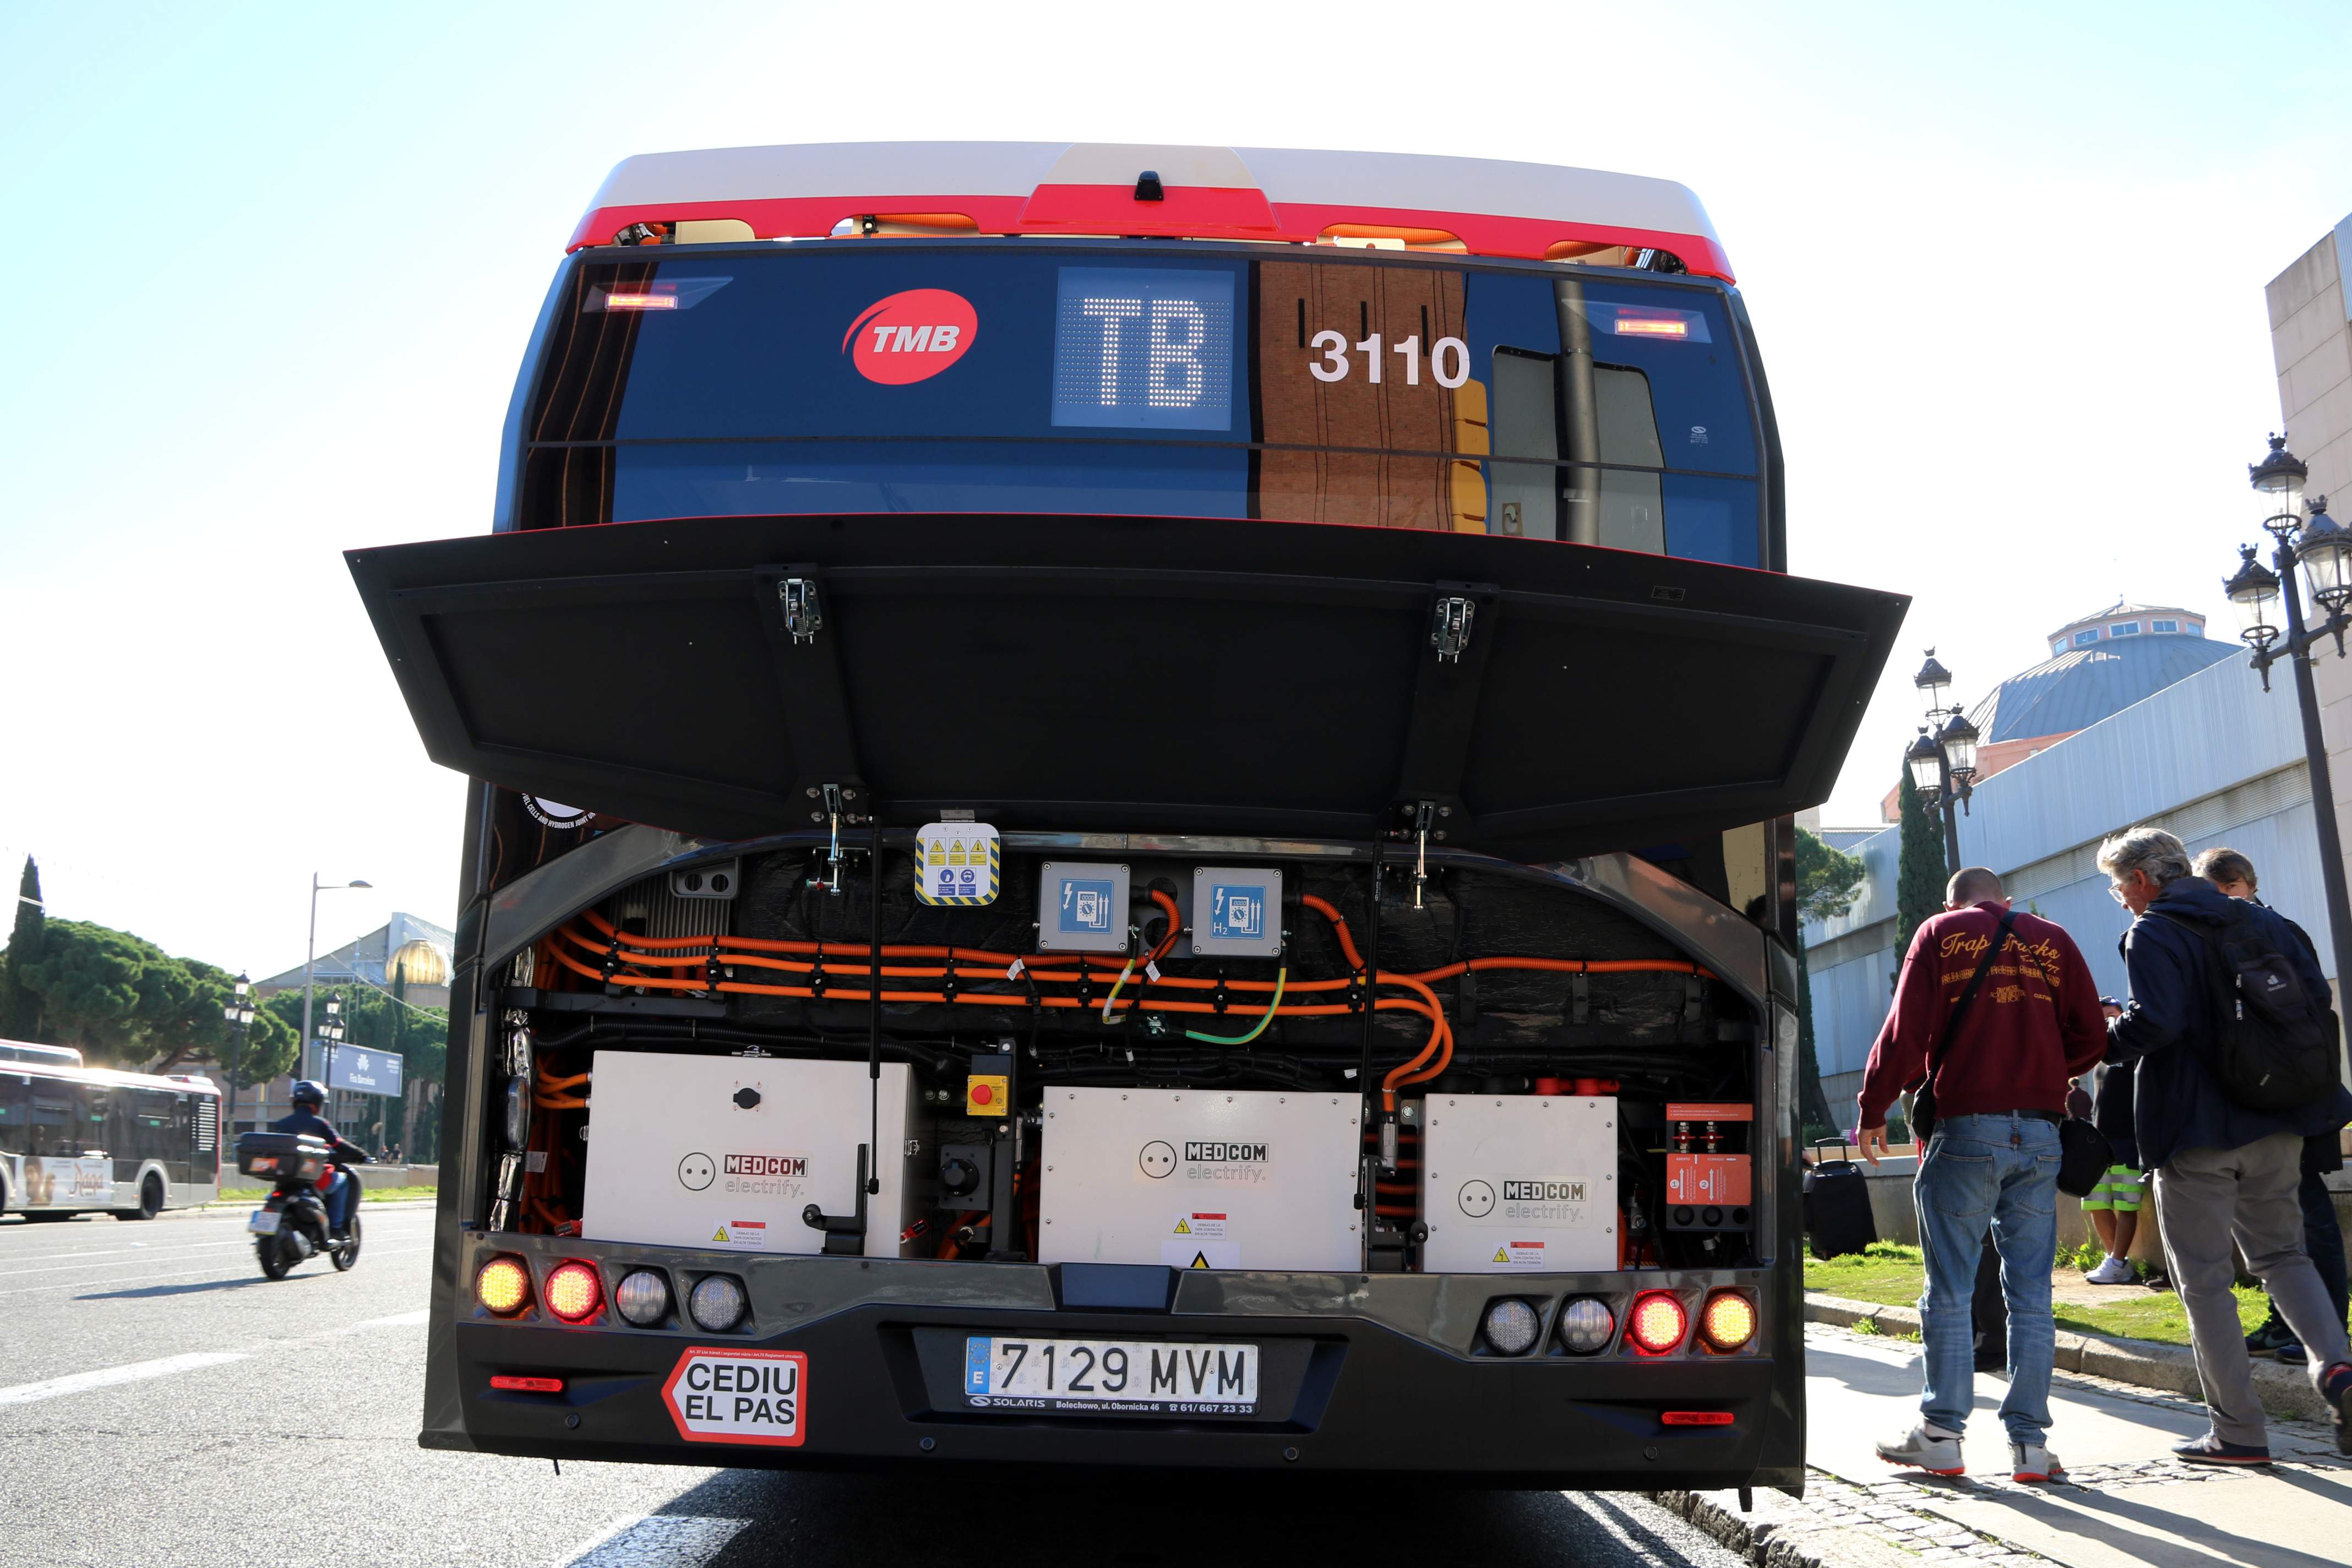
[{"xmin": 353, "ymin": 143, "xmax": 1904, "ymax": 1489}]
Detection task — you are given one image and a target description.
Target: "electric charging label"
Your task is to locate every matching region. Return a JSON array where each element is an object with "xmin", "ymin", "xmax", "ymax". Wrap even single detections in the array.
[
  {"xmin": 662, "ymin": 1347, "xmax": 807, "ymax": 1447},
  {"xmin": 916, "ymin": 822, "xmax": 1000, "ymax": 906},
  {"xmin": 1207, "ymin": 884, "xmax": 1265, "ymax": 942}
]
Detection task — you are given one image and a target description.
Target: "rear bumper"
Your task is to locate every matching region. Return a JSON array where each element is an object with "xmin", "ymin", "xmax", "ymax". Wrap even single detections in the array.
[{"xmin": 423, "ymin": 1238, "xmax": 1802, "ymax": 1488}]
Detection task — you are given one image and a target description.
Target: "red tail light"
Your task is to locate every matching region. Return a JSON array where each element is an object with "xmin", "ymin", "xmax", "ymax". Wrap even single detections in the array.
[
  {"xmin": 489, "ymin": 1375, "xmax": 565, "ymax": 1393},
  {"xmin": 546, "ymin": 1261, "xmax": 603, "ymax": 1323},
  {"xmin": 1662, "ymin": 1410, "xmax": 1734, "ymax": 1426},
  {"xmin": 1628, "ymin": 1291, "xmax": 1689, "ymax": 1354}
]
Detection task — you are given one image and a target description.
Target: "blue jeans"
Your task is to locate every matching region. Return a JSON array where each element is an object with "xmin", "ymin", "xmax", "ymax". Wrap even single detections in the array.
[
  {"xmin": 1913, "ymin": 1113, "xmax": 2061, "ymax": 1443},
  {"xmin": 323, "ymin": 1168, "xmax": 356, "ymax": 1232}
]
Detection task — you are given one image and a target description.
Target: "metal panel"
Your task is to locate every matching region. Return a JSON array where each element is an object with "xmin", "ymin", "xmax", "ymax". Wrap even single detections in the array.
[{"xmin": 1038, "ymin": 1088, "xmax": 1360, "ymax": 1271}]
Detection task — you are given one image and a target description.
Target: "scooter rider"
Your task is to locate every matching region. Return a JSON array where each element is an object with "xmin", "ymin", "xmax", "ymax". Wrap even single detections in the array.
[{"xmin": 273, "ymin": 1081, "xmax": 369, "ymax": 1239}]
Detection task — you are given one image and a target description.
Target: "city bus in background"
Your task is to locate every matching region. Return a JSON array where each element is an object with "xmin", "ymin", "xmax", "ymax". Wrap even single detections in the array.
[
  {"xmin": 351, "ymin": 142, "xmax": 1904, "ymax": 1491},
  {"xmin": 0, "ymin": 1039, "xmax": 221, "ymax": 1220}
]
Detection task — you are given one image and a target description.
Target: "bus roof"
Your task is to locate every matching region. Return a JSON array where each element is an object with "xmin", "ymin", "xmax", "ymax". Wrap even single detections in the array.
[
  {"xmin": 0, "ymin": 1042, "xmax": 221, "ymax": 1096},
  {"xmin": 568, "ymin": 140, "xmax": 1733, "ymax": 280}
]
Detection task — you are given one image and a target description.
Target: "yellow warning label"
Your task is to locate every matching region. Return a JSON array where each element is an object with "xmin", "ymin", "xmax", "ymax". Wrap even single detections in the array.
[
  {"xmin": 1173, "ymin": 1218, "xmax": 1191, "ymax": 1235},
  {"xmin": 1493, "ymin": 1247, "xmax": 1510, "ymax": 1265},
  {"xmin": 1188, "ymin": 1251, "xmax": 1211, "ymax": 1269},
  {"xmin": 714, "ymin": 1227, "xmax": 732, "ymax": 1243}
]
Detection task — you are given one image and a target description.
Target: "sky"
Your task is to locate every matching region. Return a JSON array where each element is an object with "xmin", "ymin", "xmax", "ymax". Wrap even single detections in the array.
[{"xmin": 4, "ymin": 1, "xmax": 2351, "ymax": 977}]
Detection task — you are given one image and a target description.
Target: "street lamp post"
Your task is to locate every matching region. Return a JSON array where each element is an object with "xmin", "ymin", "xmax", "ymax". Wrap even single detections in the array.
[
  {"xmin": 220, "ymin": 972, "xmax": 254, "ymax": 1140},
  {"xmin": 2223, "ymin": 434, "xmax": 2352, "ymax": 998},
  {"xmin": 301, "ymin": 874, "xmax": 372, "ymax": 1081},
  {"xmin": 320, "ymin": 992, "xmax": 346, "ymax": 1130},
  {"xmin": 1908, "ymin": 650, "xmax": 1981, "ymax": 873}
]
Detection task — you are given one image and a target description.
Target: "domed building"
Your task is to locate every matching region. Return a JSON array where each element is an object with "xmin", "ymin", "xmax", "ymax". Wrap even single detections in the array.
[
  {"xmin": 251, "ymin": 911, "xmax": 454, "ymax": 1009},
  {"xmin": 1881, "ymin": 602, "xmax": 2239, "ymax": 818}
]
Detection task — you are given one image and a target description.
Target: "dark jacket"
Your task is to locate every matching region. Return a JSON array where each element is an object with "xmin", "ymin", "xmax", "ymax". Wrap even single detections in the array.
[
  {"xmin": 1858, "ymin": 900, "xmax": 2109, "ymax": 1129},
  {"xmin": 271, "ymin": 1109, "xmax": 369, "ymax": 1168},
  {"xmin": 2105, "ymin": 875, "xmax": 2352, "ymax": 1168}
]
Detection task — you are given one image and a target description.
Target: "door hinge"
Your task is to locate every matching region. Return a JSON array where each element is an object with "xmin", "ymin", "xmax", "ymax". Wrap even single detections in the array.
[
  {"xmin": 781, "ymin": 578, "xmax": 824, "ymax": 645},
  {"xmin": 1430, "ymin": 595, "xmax": 1476, "ymax": 664}
]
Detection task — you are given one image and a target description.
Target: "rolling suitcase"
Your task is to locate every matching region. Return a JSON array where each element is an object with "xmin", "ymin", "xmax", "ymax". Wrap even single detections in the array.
[{"xmin": 1804, "ymin": 1137, "xmax": 1877, "ymax": 1260}]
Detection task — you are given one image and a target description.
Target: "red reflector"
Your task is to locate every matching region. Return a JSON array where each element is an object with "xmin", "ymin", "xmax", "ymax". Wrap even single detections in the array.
[
  {"xmin": 489, "ymin": 1375, "xmax": 564, "ymax": 1393},
  {"xmin": 604, "ymin": 293, "xmax": 678, "ymax": 311},
  {"xmin": 1662, "ymin": 1410, "xmax": 1735, "ymax": 1426}
]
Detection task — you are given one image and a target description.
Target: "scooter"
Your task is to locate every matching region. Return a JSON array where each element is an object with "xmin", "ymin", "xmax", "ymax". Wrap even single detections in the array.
[{"xmin": 233, "ymin": 1132, "xmax": 363, "ymax": 1278}]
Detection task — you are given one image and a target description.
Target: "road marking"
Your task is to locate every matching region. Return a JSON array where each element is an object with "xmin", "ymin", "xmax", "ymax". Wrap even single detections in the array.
[
  {"xmin": 559, "ymin": 1515, "xmax": 746, "ymax": 1567},
  {"xmin": 1557, "ymin": 1492, "xmax": 1680, "ymax": 1568},
  {"xmin": 0, "ymin": 1243, "xmax": 434, "ymax": 1297},
  {"xmin": 0, "ymin": 1351, "xmax": 250, "ymax": 1407},
  {"xmin": 346, "ymin": 1309, "xmax": 431, "ymax": 1330}
]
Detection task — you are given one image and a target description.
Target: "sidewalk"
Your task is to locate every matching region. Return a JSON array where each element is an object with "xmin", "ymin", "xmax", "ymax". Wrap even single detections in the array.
[{"xmin": 1751, "ymin": 1321, "xmax": 2352, "ymax": 1568}]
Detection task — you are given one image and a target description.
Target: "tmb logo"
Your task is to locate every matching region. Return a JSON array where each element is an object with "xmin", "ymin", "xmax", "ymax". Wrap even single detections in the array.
[{"xmin": 843, "ymin": 289, "xmax": 977, "ymax": 384}]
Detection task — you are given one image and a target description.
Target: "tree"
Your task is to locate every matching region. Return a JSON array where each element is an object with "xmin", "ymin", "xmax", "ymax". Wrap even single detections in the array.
[
  {"xmin": 1894, "ymin": 771, "xmax": 1948, "ymax": 958},
  {"xmin": 5, "ymin": 919, "xmax": 281, "ymax": 1074},
  {"xmin": 1794, "ymin": 827, "xmax": 1868, "ymax": 1139},
  {"xmin": 1, "ymin": 856, "xmax": 44, "ymax": 1038}
]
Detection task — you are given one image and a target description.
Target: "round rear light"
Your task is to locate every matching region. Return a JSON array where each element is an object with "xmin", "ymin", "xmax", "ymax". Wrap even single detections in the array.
[
  {"xmin": 614, "ymin": 1268, "xmax": 671, "ymax": 1326},
  {"xmin": 546, "ymin": 1261, "xmax": 603, "ymax": 1323},
  {"xmin": 1628, "ymin": 1291, "xmax": 1689, "ymax": 1354},
  {"xmin": 1556, "ymin": 1295, "xmax": 1615, "ymax": 1354},
  {"xmin": 475, "ymin": 1255, "xmax": 531, "ymax": 1316},
  {"xmin": 1701, "ymin": 1290, "xmax": 1757, "ymax": 1351},
  {"xmin": 1482, "ymin": 1299, "xmax": 1541, "ymax": 1355},
  {"xmin": 688, "ymin": 1273, "xmax": 748, "ymax": 1332}
]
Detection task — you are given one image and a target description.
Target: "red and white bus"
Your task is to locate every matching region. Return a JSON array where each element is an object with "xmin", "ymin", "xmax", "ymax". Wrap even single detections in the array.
[
  {"xmin": 351, "ymin": 141, "xmax": 1903, "ymax": 1491},
  {"xmin": 1, "ymin": 1040, "xmax": 222, "ymax": 1220}
]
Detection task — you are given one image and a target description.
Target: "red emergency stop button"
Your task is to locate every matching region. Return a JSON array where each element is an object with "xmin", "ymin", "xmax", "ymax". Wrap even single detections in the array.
[
  {"xmin": 966, "ymin": 1074, "xmax": 1009, "ymax": 1116},
  {"xmin": 972, "ymin": 1082, "xmax": 994, "ymax": 1106}
]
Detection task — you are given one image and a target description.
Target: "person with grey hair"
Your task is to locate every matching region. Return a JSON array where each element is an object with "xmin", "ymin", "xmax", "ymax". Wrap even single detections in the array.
[{"xmin": 2101, "ymin": 825, "xmax": 2352, "ymax": 1462}]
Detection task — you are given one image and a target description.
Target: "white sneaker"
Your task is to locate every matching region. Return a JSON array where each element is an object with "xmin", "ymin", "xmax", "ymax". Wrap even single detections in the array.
[
  {"xmin": 1877, "ymin": 1423, "xmax": 1965, "ymax": 1476},
  {"xmin": 2085, "ymin": 1255, "xmax": 2134, "ymax": 1285},
  {"xmin": 2012, "ymin": 1440, "xmax": 2065, "ymax": 1483}
]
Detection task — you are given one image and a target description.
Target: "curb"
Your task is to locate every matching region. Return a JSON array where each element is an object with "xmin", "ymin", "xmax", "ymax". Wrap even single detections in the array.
[
  {"xmin": 1652, "ymin": 1485, "xmax": 1929, "ymax": 1568},
  {"xmin": 1805, "ymin": 1290, "xmax": 2328, "ymax": 1422}
]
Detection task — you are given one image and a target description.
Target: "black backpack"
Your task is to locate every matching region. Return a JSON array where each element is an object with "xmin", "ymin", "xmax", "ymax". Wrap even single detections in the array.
[{"xmin": 2157, "ymin": 903, "xmax": 2339, "ymax": 1113}]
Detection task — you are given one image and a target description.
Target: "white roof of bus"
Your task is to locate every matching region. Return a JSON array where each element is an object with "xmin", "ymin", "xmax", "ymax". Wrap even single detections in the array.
[
  {"xmin": 1, "ymin": 1042, "xmax": 221, "ymax": 1096},
  {"xmin": 581, "ymin": 140, "xmax": 1720, "ymax": 243}
]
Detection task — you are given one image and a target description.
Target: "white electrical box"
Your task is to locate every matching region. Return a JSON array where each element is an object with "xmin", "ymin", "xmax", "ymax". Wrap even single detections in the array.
[
  {"xmin": 1039, "ymin": 1087, "xmax": 1360, "ymax": 1271},
  {"xmin": 581, "ymin": 1052, "xmax": 917, "ymax": 1259},
  {"xmin": 1420, "ymin": 1094, "xmax": 1618, "ymax": 1275}
]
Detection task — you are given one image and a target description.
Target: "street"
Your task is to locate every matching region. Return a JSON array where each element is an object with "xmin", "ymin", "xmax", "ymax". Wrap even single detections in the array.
[{"xmin": 0, "ymin": 1203, "xmax": 1752, "ymax": 1568}]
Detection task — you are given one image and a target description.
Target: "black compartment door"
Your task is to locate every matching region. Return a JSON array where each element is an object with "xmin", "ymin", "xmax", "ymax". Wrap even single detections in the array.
[{"xmin": 347, "ymin": 513, "xmax": 1905, "ymax": 858}]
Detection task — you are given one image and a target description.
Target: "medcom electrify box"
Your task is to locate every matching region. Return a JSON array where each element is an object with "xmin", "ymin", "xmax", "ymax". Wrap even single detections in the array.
[
  {"xmin": 1419, "ymin": 1093, "xmax": 1617, "ymax": 1274},
  {"xmin": 581, "ymin": 1052, "xmax": 917, "ymax": 1259},
  {"xmin": 1038, "ymin": 1087, "xmax": 1361, "ymax": 1271}
]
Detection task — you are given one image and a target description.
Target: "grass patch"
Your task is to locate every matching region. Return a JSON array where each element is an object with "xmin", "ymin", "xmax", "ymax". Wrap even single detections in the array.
[
  {"xmin": 361, "ymin": 1186, "xmax": 438, "ymax": 1202},
  {"xmin": 1804, "ymin": 1240, "xmax": 1925, "ymax": 1308},
  {"xmin": 1806, "ymin": 1238, "xmax": 2269, "ymax": 1347},
  {"xmin": 2053, "ymin": 1287, "xmax": 2267, "ymax": 1347}
]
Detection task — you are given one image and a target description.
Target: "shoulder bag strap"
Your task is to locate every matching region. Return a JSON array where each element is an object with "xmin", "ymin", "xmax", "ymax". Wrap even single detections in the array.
[{"xmin": 1926, "ymin": 908, "xmax": 2022, "ymax": 1095}]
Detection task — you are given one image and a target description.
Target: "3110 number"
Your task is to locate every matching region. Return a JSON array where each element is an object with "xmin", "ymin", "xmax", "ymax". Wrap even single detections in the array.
[{"xmin": 1308, "ymin": 331, "xmax": 1471, "ymax": 388}]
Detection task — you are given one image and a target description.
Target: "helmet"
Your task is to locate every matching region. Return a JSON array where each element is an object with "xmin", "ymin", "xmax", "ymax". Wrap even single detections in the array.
[{"xmin": 290, "ymin": 1080, "xmax": 327, "ymax": 1108}]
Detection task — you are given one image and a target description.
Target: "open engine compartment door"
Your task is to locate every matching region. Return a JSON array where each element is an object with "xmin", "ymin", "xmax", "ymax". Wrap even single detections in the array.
[{"xmin": 347, "ymin": 513, "xmax": 1904, "ymax": 858}]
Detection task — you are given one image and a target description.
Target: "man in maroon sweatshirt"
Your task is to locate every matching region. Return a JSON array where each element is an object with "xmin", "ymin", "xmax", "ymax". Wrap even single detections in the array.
[{"xmin": 1856, "ymin": 867, "xmax": 2108, "ymax": 1483}]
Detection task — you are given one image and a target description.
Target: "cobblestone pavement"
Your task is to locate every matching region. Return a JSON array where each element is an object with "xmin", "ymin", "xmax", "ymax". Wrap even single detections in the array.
[{"xmin": 1675, "ymin": 1324, "xmax": 2352, "ymax": 1568}]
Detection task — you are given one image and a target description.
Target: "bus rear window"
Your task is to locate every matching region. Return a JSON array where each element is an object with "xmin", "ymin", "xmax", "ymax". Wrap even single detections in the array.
[{"xmin": 527, "ymin": 246, "xmax": 1762, "ymax": 567}]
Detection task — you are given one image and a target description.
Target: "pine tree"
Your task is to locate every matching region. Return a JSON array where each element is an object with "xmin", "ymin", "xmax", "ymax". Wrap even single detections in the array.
[
  {"xmin": 1894, "ymin": 772, "xmax": 1947, "ymax": 958},
  {"xmin": 1, "ymin": 856, "xmax": 45, "ymax": 1039}
]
